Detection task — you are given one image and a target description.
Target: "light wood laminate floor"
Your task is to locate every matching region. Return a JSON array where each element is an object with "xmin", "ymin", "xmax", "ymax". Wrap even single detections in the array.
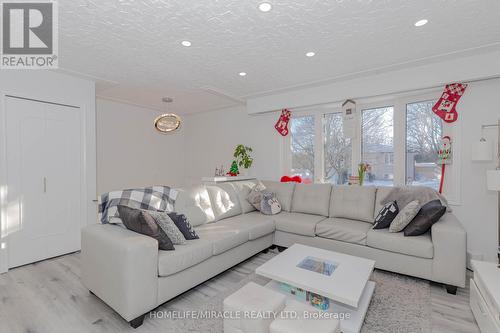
[{"xmin": 0, "ymin": 251, "xmax": 479, "ymax": 333}]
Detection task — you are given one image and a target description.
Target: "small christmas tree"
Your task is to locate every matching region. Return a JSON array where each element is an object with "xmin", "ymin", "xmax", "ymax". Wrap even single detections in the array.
[{"xmin": 227, "ymin": 161, "xmax": 239, "ymax": 176}]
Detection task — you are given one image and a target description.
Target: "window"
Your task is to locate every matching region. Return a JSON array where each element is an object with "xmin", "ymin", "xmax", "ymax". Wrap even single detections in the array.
[
  {"xmin": 283, "ymin": 92, "xmax": 457, "ymax": 199},
  {"xmin": 406, "ymin": 101, "xmax": 443, "ymax": 190},
  {"xmin": 361, "ymin": 106, "xmax": 394, "ymax": 186},
  {"xmin": 290, "ymin": 115, "xmax": 315, "ymax": 181},
  {"xmin": 324, "ymin": 113, "xmax": 351, "ymax": 184}
]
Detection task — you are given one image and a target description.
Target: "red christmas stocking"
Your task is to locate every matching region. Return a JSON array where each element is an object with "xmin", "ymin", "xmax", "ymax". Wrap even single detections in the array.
[
  {"xmin": 432, "ymin": 83, "xmax": 467, "ymax": 123},
  {"xmin": 275, "ymin": 109, "xmax": 291, "ymax": 136}
]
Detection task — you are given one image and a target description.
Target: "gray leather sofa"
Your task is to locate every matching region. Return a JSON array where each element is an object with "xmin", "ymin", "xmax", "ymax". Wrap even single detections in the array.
[{"xmin": 81, "ymin": 180, "xmax": 466, "ymax": 328}]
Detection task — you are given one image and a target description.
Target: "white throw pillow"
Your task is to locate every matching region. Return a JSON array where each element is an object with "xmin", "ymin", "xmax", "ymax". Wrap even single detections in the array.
[{"xmin": 389, "ymin": 200, "xmax": 420, "ymax": 233}]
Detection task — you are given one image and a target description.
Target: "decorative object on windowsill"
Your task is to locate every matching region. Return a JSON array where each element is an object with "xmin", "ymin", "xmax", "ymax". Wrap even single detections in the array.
[
  {"xmin": 275, "ymin": 108, "xmax": 291, "ymax": 136},
  {"xmin": 348, "ymin": 175, "xmax": 360, "ymax": 185},
  {"xmin": 214, "ymin": 165, "xmax": 226, "ymax": 177},
  {"xmin": 233, "ymin": 144, "xmax": 253, "ymax": 176},
  {"xmin": 357, "ymin": 163, "xmax": 371, "ymax": 186},
  {"xmin": 432, "ymin": 83, "xmax": 467, "ymax": 123},
  {"xmin": 154, "ymin": 97, "xmax": 182, "ymax": 133},
  {"xmin": 342, "ymin": 99, "xmax": 357, "ymax": 139},
  {"xmin": 280, "ymin": 175, "xmax": 302, "ymax": 183},
  {"xmin": 437, "ymin": 136, "xmax": 453, "ymax": 194},
  {"xmin": 227, "ymin": 161, "xmax": 239, "ymax": 176}
]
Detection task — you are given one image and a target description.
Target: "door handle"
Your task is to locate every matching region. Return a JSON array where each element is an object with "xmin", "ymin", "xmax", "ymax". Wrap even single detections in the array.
[{"xmin": 43, "ymin": 177, "xmax": 47, "ymax": 193}]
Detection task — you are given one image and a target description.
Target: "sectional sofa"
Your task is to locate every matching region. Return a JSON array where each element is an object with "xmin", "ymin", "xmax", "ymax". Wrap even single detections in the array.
[{"xmin": 81, "ymin": 180, "xmax": 466, "ymax": 328}]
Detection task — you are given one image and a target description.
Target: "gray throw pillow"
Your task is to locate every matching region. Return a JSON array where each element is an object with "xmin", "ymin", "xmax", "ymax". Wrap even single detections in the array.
[
  {"xmin": 260, "ymin": 192, "xmax": 282, "ymax": 215},
  {"xmin": 389, "ymin": 200, "xmax": 420, "ymax": 233},
  {"xmin": 247, "ymin": 183, "xmax": 267, "ymax": 210},
  {"xmin": 117, "ymin": 205, "xmax": 175, "ymax": 250},
  {"xmin": 146, "ymin": 210, "xmax": 186, "ymax": 245}
]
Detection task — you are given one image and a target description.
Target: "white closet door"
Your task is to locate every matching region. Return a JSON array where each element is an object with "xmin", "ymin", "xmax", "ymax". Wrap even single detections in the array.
[
  {"xmin": 44, "ymin": 104, "xmax": 82, "ymax": 259},
  {"xmin": 5, "ymin": 97, "xmax": 82, "ymax": 268}
]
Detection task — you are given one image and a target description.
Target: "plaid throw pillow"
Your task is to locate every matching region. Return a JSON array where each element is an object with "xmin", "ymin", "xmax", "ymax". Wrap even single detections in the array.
[{"xmin": 98, "ymin": 186, "xmax": 178, "ymax": 224}]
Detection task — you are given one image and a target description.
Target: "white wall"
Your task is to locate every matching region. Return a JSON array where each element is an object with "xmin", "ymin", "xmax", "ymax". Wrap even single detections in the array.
[
  {"xmin": 96, "ymin": 99, "xmax": 185, "ymax": 193},
  {"xmin": 0, "ymin": 70, "xmax": 96, "ymax": 273},
  {"xmin": 247, "ymin": 49, "xmax": 500, "ymax": 114},
  {"xmin": 184, "ymin": 79, "xmax": 500, "ymax": 263},
  {"xmin": 183, "ymin": 106, "xmax": 283, "ymax": 186},
  {"xmin": 453, "ymin": 79, "xmax": 499, "ymax": 263}
]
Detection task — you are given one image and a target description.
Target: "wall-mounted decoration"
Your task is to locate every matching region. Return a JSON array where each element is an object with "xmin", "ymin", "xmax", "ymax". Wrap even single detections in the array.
[
  {"xmin": 154, "ymin": 97, "xmax": 182, "ymax": 133},
  {"xmin": 275, "ymin": 109, "xmax": 291, "ymax": 136},
  {"xmin": 437, "ymin": 135, "xmax": 453, "ymax": 193},
  {"xmin": 432, "ymin": 83, "xmax": 467, "ymax": 123},
  {"xmin": 342, "ymin": 99, "xmax": 356, "ymax": 138}
]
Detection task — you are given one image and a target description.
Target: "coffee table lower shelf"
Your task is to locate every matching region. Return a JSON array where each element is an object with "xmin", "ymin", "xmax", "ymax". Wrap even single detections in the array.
[{"xmin": 264, "ymin": 280, "xmax": 375, "ymax": 333}]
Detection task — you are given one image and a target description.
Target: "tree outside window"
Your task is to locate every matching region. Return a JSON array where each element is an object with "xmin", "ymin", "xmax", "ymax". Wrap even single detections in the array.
[
  {"xmin": 291, "ymin": 116, "xmax": 315, "ymax": 181},
  {"xmin": 324, "ymin": 113, "xmax": 351, "ymax": 185},
  {"xmin": 406, "ymin": 101, "xmax": 443, "ymax": 190},
  {"xmin": 362, "ymin": 107, "xmax": 394, "ymax": 186}
]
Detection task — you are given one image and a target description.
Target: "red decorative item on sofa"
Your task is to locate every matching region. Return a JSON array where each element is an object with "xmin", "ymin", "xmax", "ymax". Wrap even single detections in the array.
[{"xmin": 280, "ymin": 175, "xmax": 302, "ymax": 183}]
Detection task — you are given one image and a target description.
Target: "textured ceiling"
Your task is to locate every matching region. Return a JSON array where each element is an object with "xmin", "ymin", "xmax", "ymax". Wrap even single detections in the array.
[{"xmin": 58, "ymin": 0, "xmax": 500, "ymax": 114}]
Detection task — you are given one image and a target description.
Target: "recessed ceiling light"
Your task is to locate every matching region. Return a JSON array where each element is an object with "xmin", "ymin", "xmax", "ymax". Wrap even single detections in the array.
[
  {"xmin": 258, "ymin": 2, "xmax": 272, "ymax": 12},
  {"xmin": 181, "ymin": 40, "xmax": 192, "ymax": 47},
  {"xmin": 239, "ymin": 72, "xmax": 247, "ymax": 77},
  {"xmin": 414, "ymin": 19, "xmax": 428, "ymax": 27},
  {"xmin": 306, "ymin": 51, "xmax": 316, "ymax": 57}
]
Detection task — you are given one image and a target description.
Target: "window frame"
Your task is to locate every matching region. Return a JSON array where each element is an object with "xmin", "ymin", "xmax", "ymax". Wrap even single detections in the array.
[{"xmin": 282, "ymin": 90, "xmax": 461, "ymax": 205}]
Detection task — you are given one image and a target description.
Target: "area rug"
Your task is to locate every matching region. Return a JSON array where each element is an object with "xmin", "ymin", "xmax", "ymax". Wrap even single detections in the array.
[{"xmin": 155, "ymin": 269, "xmax": 431, "ymax": 333}]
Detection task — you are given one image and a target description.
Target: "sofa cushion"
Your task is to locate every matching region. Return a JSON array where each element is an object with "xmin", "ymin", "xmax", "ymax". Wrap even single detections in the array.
[
  {"xmin": 404, "ymin": 199, "xmax": 446, "ymax": 236},
  {"xmin": 117, "ymin": 206, "xmax": 175, "ymax": 250},
  {"xmin": 389, "ymin": 200, "xmax": 420, "ymax": 233},
  {"xmin": 195, "ymin": 224, "xmax": 249, "ymax": 255},
  {"xmin": 261, "ymin": 181, "xmax": 295, "ymax": 212},
  {"xmin": 291, "ymin": 183, "xmax": 331, "ymax": 216},
  {"xmin": 206, "ymin": 183, "xmax": 243, "ymax": 221},
  {"xmin": 367, "ymin": 228, "xmax": 433, "ymax": 259},
  {"xmin": 372, "ymin": 201, "xmax": 399, "ymax": 230},
  {"xmin": 174, "ymin": 185, "xmax": 215, "ymax": 226},
  {"xmin": 224, "ymin": 212, "xmax": 275, "ymax": 240},
  {"xmin": 274, "ymin": 212, "xmax": 326, "ymax": 237},
  {"xmin": 374, "ymin": 186, "xmax": 393, "ymax": 220},
  {"xmin": 158, "ymin": 239, "xmax": 213, "ymax": 277},
  {"xmin": 230, "ymin": 180, "xmax": 260, "ymax": 213},
  {"xmin": 315, "ymin": 218, "xmax": 372, "ymax": 245},
  {"xmin": 167, "ymin": 212, "xmax": 199, "ymax": 240},
  {"xmin": 330, "ymin": 186, "xmax": 376, "ymax": 223}
]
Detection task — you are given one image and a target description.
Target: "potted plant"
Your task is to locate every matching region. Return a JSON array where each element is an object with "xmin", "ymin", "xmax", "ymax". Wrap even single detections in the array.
[
  {"xmin": 233, "ymin": 144, "xmax": 253, "ymax": 176},
  {"xmin": 358, "ymin": 162, "xmax": 371, "ymax": 186}
]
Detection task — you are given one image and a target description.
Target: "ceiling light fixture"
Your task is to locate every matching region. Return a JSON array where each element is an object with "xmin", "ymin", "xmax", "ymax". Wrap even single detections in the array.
[
  {"xmin": 306, "ymin": 51, "xmax": 316, "ymax": 57},
  {"xmin": 181, "ymin": 40, "xmax": 192, "ymax": 47},
  {"xmin": 239, "ymin": 72, "xmax": 247, "ymax": 77},
  {"xmin": 258, "ymin": 2, "xmax": 272, "ymax": 12},
  {"xmin": 414, "ymin": 19, "xmax": 428, "ymax": 27},
  {"xmin": 154, "ymin": 98, "xmax": 182, "ymax": 133}
]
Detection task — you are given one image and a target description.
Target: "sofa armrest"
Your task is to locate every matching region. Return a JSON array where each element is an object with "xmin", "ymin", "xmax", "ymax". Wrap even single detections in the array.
[
  {"xmin": 431, "ymin": 213, "xmax": 466, "ymax": 288},
  {"xmin": 81, "ymin": 224, "xmax": 159, "ymax": 321}
]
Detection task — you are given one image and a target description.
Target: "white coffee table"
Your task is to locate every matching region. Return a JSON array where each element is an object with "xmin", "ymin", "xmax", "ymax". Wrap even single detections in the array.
[{"xmin": 256, "ymin": 244, "xmax": 375, "ymax": 333}]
